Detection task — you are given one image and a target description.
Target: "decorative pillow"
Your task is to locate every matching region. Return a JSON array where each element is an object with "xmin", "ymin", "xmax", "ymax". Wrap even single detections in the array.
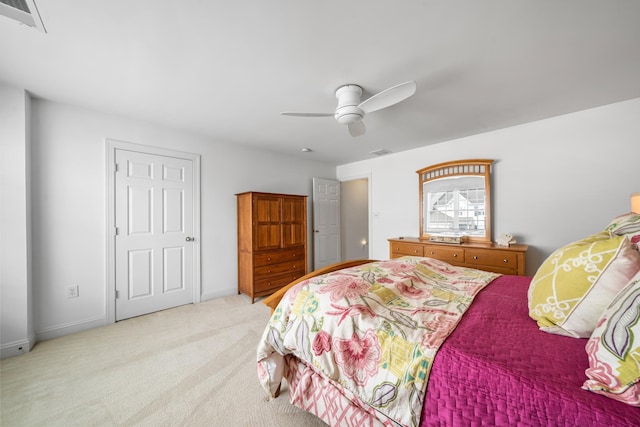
[
  {"xmin": 606, "ymin": 212, "xmax": 640, "ymax": 248},
  {"xmin": 583, "ymin": 271, "xmax": 640, "ymax": 406},
  {"xmin": 528, "ymin": 233, "xmax": 640, "ymax": 338}
]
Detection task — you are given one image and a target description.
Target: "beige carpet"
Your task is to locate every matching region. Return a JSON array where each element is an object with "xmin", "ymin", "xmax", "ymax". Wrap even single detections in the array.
[{"xmin": 0, "ymin": 295, "xmax": 327, "ymax": 427}]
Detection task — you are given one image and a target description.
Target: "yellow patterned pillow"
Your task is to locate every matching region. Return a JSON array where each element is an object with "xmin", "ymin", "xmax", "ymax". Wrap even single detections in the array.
[{"xmin": 528, "ymin": 233, "xmax": 640, "ymax": 338}]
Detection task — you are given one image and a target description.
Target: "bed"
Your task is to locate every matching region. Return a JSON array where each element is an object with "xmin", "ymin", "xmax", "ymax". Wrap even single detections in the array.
[{"xmin": 257, "ymin": 252, "xmax": 640, "ymax": 426}]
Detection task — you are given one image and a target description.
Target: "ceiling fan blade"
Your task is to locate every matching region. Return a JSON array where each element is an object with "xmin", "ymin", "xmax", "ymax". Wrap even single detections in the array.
[
  {"xmin": 281, "ymin": 112, "xmax": 334, "ymax": 117},
  {"xmin": 358, "ymin": 81, "xmax": 417, "ymax": 114},
  {"xmin": 348, "ymin": 120, "xmax": 366, "ymax": 137}
]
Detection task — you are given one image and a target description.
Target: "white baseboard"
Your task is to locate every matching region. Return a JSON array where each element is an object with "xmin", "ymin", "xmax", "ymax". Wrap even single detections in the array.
[
  {"xmin": 200, "ymin": 286, "xmax": 238, "ymax": 303},
  {"xmin": 35, "ymin": 316, "xmax": 107, "ymax": 342},
  {"xmin": 1, "ymin": 334, "xmax": 36, "ymax": 359}
]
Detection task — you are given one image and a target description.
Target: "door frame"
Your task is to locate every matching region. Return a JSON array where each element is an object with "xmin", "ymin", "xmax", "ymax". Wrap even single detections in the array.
[{"xmin": 105, "ymin": 139, "xmax": 201, "ymax": 324}]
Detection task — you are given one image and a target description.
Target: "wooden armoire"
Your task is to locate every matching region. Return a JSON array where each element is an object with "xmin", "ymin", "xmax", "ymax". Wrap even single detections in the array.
[{"xmin": 236, "ymin": 192, "xmax": 308, "ymax": 302}]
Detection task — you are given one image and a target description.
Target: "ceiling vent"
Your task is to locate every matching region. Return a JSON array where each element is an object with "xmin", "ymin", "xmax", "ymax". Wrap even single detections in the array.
[
  {"xmin": 0, "ymin": 0, "xmax": 46, "ymax": 32},
  {"xmin": 369, "ymin": 148, "xmax": 393, "ymax": 156}
]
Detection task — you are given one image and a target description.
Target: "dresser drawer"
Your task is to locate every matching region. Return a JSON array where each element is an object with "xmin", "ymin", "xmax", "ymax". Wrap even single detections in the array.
[
  {"xmin": 465, "ymin": 249, "xmax": 518, "ymax": 270},
  {"xmin": 423, "ymin": 245, "xmax": 464, "ymax": 263},
  {"xmin": 254, "ymin": 271, "xmax": 305, "ymax": 293},
  {"xmin": 254, "ymin": 248, "xmax": 304, "ymax": 267},
  {"xmin": 255, "ymin": 259, "xmax": 304, "ymax": 277},
  {"xmin": 390, "ymin": 242, "xmax": 424, "ymax": 257}
]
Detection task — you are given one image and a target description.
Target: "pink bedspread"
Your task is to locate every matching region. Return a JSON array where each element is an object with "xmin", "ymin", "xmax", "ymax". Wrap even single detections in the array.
[{"xmin": 422, "ymin": 275, "xmax": 640, "ymax": 426}]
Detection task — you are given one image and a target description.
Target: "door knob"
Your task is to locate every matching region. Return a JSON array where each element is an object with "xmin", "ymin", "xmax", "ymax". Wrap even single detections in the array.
[{"xmin": 185, "ymin": 236, "xmax": 195, "ymax": 242}]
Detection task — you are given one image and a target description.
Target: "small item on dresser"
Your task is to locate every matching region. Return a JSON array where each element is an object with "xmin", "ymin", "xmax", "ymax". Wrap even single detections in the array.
[
  {"xmin": 428, "ymin": 234, "xmax": 467, "ymax": 244},
  {"xmin": 496, "ymin": 233, "xmax": 516, "ymax": 247}
]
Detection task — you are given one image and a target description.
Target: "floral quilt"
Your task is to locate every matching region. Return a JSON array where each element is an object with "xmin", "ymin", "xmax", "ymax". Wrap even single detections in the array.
[{"xmin": 257, "ymin": 256, "xmax": 500, "ymax": 427}]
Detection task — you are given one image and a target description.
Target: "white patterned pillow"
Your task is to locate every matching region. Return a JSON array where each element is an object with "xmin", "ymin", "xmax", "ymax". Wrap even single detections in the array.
[
  {"xmin": 606, "ymin": 212, "xmax": 640, "ymax": 249},
  {"xmin": 583, "ymin": 270, "xmax": 640, "ymax": 406}
]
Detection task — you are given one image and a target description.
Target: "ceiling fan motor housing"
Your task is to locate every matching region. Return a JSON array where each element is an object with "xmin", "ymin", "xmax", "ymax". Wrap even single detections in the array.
[{"xmin": 334, "ymin": 84, "xmax": 364, "ymax": 125}]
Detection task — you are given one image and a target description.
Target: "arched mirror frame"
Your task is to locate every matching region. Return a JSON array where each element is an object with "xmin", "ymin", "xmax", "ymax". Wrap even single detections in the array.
[{"xmin": 417, "ymin": 159, "xmax": 493, "ymax": 243}]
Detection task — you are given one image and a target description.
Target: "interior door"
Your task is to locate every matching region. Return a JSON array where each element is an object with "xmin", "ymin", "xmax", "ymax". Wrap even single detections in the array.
[
  {"xmin": 313, "ymin": 178, "xmax": 341, "ymax": 269},
  {"xmin": 114, "ymin": 149, "xmax": 194, "ymax": 320}
]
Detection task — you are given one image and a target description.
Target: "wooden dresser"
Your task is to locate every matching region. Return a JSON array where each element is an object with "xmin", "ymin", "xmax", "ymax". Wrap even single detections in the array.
[
  {"xmin": 388, "ymin": 237, "xmax": 528, "ymax": 276},
  {"xmin": 237, "ymin": 192, "xmax": 308, "ymax": 302}
]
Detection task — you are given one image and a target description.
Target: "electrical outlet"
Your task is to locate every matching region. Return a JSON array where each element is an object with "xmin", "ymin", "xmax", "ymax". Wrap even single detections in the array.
[{"xmin": 67, "ymin": 285, "xmax": 79, "ymax": 298}]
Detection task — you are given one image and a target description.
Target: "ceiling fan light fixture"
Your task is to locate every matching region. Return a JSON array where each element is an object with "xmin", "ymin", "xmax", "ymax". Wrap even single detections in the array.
[
  {"xmin": 281, "ymin": 80, "xmax": 416, "ymax": 138},
  {"xmin": 335, "ymin": 85, "xmax": 364, "ymax": 125},
  {"xmin": 335, "ymin": 109, "xmax": 363, "ymax": 125}
]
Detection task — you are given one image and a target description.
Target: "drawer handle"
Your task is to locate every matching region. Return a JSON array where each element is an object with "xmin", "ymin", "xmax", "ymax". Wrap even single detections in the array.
[
  {"xmin": 473, "ymin": 256, "xmax": 478, "ymax": 260},
  {"xmin": 430, "ymin": 251, "xmax": 435, "ymax": 255},
  {"xmin": 267, "ymin": 257, "xmax": 271, "ymax": 261},
  {"xmin": 453, "ymin": 253, "xmax": 458, "ymax": 257},
  {"xmin": 292, "ymin": 254, "xmax": 296, "ymax": 257},
  {"xmin": 414, "ymin": 249, "xmax": 419, "ymax": 253},
  {"xmin": 503, "ymin": 259, "xmax": 508, "ymax": 263}
]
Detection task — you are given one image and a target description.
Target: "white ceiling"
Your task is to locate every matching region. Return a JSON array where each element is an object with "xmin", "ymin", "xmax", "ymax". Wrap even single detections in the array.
[{"xmin": 1, "ymin": 1, "xmax": 639, "ymax": 165}]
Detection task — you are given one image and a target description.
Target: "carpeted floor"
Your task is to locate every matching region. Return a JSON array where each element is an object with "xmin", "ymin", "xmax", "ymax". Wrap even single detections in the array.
[{"xmin": 0, "ymin": 295, "xmax": 327, "ymax": 426}]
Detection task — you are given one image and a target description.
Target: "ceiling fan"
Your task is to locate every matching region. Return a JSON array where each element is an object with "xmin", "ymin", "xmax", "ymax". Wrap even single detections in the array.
[{"xmin": 281, "ymin": 81, "xmax": 417, "ymax": 137}]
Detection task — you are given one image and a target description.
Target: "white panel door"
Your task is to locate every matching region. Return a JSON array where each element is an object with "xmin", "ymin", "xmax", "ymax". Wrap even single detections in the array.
[
  {"xmin": 313, "ymin": 178, "xmax": 341, "ymax": 269},
  {"xmin": 115, "ymin": 149, "xmax": 194, "ymax": 320}
]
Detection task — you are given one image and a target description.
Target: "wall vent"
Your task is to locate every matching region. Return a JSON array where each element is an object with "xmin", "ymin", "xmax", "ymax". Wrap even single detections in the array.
[
  {"xmin": 0, "ymin": 0, "xmax": 46, "ymax": 32},
  {"xmin": 369, "ymin": 148, "xmax": 393, "ymax": 156}
]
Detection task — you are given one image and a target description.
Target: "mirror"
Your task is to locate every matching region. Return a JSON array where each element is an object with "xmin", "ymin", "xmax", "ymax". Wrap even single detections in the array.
[{"xmin": 417, "ymin": 159, "xmax": 493, "ymax": 243}]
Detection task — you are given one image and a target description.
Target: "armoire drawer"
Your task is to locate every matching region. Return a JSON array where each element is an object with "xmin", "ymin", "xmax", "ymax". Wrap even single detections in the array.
[
  {"xmin": 255, "ymin": 260, "xmax": 304, "ymax": 277},
  {"xmin": 254, "ymin": 248, "xmax": 305, "ymax": 267},
  {"xmin": 254, "ymin": 271, "xmax": 306, "ymax": 293}
]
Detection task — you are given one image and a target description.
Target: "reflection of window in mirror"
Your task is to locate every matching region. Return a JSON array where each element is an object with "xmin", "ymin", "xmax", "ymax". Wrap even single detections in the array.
[{"xmin": 417, "ymin": 159, "xmax": 493, "ymax": 243}]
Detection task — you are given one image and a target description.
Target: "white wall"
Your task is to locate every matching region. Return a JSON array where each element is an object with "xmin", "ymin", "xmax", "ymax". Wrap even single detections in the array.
[
  {"xmin": 337, "ymin": 97, "xmax": 640, "ymax": 275},
  {"xmin": 15, "ymin": 97, "xmax": 335, "ymax": 343},
  {"xmin": 0, "ymin": 84, "xmax": 34, "ymax": 358},
  {"xmin": 4, "ymin": 87, "xmax": 639, "ymax": 351}
]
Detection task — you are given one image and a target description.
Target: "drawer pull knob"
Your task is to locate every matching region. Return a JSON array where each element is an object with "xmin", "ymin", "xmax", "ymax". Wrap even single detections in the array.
[
  {"xmin": 414, "ymin": 249, "xmax": 418, "ymax": 253},
  {"xmin": 430, "ymin": 251, "xmax": 435, "ymax": 255},
  {"xmin": 473, "ymin": 256, "xmax": 478, "ymax": 260},
  {"xmin": 503, "ymin": 259, "xmax": 508, "ymax": 263},
  {"xmin": 453, "ymin": 254, "xmax": 458, "ymax": 257},
  {"xmin": 267, "ymin": 257, "xmax": 271, "ymax": 261}
]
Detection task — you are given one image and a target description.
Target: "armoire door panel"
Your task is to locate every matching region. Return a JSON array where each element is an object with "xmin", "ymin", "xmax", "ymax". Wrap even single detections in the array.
[{"xmin": 255, "ymin": 224, "xmax": 281, "ymax": 250}]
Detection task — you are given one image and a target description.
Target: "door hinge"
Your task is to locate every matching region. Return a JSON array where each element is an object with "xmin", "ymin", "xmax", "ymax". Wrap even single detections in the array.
[
  {"xmin": 115, "ymin": 290, "xmax": 119, "ymax": 299},
  {"xmin": 114, "ymin": 227, "xmax": 119, "ymax": 236},
  {"xmin": 113, "ymin": 163, "xmax": 119, "ymax": 173}
]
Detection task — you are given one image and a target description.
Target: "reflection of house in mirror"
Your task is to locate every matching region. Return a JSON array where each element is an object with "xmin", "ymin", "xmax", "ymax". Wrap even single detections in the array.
[{"xmin": 425, "ymin": 176, "xmax": 486, "ymax": 236}]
